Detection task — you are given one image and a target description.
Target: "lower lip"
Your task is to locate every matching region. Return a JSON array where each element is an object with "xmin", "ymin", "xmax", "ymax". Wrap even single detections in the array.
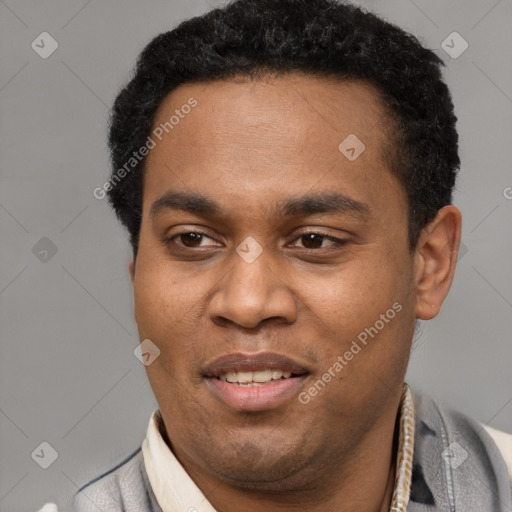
[{"xmin": 205, "ymin": 376, "xmax": 308, "ymax": 412}]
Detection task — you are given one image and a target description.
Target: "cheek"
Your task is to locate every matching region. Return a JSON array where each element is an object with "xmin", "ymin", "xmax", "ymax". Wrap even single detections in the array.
[
  {"xmin": 132, "ymin": 261, "xmax": 184, "ymax": 338},
  {"xmin": 133, "ymin": 270, "xmax": 201, "ymax": 391},
  {"xmin": 313, "ymin": 259, "xmax": 397, "ymax": 317},
  {"xmin": 309, "ymin": 256, "xmax": 412, "ymax": 357},
  {"xmin": 132, "ymin": 259, "xmax": 211, "ymax": 367}
]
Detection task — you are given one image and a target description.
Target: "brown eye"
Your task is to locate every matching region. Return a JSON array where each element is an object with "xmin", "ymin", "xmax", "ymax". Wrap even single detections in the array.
[
  {"xmin": 292, "ymin": 233, "xmax": 347, "ymax": 250},
  {"xmin": 163, "ymin": 230, "xmax": 219, "ymax": 250},
  {"xmin": 300, "ymin": 234, "xmax": 328, "ymax": 249},
  {"xmin": 179, "ymin": 232, "xmax": 204, "ymax": 247}
]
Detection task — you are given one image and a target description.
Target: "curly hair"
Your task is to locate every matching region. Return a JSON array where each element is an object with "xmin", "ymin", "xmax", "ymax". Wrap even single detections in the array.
[{"xmin": 107, "ymin": 0, "xmax": 460, "ymax": 257}]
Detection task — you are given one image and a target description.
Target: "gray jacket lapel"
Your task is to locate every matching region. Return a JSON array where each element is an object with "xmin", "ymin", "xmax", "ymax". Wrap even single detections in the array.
[{"xmin": 408, "ymin": 389, "xmax": 512, "ymax": 511}]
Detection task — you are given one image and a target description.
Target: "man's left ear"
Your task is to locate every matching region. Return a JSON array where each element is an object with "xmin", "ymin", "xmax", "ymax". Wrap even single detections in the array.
[{"xmin": 413, "ymin": 205, "xmax": 462, "ymax": 320}]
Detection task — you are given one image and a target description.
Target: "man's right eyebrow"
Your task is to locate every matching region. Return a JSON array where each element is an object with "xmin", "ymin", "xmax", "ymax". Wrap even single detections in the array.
[{"xmin": 150, "ymin": 191, "xmax": 220, "ymax": 218}]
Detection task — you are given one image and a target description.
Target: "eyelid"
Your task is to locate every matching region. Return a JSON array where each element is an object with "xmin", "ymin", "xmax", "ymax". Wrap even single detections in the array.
[{"xmin": 292, "ymin": 226, "xmax": 348, "ymax": 238}]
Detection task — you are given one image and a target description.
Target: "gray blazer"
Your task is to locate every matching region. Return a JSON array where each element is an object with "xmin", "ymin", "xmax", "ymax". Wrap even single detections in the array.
[{"xmin": 73, "ymin": 389, "xmax": 512, "ymax": 511}]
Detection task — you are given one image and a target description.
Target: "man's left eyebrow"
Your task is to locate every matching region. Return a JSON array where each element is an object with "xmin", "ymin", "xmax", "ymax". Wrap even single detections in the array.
[{"xmin": 279, "ymin": 193, "xmax": 371, "ymax": 218}]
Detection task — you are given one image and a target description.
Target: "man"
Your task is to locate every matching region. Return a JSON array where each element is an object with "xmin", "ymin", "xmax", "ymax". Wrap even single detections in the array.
[{"xmin": 70, "ymin": 0, "xmax": 512, "ymax": 510}]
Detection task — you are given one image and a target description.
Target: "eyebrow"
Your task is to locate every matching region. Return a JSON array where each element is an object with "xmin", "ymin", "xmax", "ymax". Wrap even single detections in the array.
[
  {"xmin": 151, "ymin": 192, "xmax": 220, "ymax": 218},
  {"xmin": 281, "ymin": 193, "xmax": 370, "ymax": 218},
  {"xmin": 150, "ymin": 191, "xmax": 370, "ymax": 219}
]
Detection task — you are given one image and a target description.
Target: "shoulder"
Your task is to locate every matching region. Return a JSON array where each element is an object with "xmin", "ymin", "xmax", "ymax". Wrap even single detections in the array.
[
  {"xmin": 414, "ymin": 390, "xmax": 511, "ymax": 472},
  {"xmin": 408, "ymin": 387, "xmax": 512, "ymax": 511},
  {"xmin": 72, "ymin": 447, "xmax": 161, "ymax": 512}
]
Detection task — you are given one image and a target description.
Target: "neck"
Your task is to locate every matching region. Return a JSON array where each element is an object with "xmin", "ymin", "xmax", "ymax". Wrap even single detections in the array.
[{"xmin": 171, "ymin": 401, "xmax": 401, "ymax": 512}]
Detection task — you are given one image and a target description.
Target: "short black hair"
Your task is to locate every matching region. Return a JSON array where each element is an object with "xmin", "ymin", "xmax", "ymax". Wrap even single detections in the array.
[{"xmin": 107, "ymin": 0, "xmax": 460, "ymax": 257}]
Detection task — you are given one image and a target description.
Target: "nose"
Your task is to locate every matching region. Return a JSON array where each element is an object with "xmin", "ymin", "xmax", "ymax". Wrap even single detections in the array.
[{"xmin": 208, "ymin": 246, "xmax": 297, "ymax": 329}]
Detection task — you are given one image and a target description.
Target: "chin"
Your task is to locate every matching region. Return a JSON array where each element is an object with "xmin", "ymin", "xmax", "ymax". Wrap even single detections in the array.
[{"xmin": 201, "ymin": 438, "xmax": 313, "ymax": 489}]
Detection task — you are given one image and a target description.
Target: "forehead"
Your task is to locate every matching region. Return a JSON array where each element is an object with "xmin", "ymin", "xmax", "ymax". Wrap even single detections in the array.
[
  {"xmin": 151, "ymin": 73, "xmax": 392, "ymax": 156},
  {"xmin": 142, "ymin": 74, "xmax": 402, "ymax": 220}
]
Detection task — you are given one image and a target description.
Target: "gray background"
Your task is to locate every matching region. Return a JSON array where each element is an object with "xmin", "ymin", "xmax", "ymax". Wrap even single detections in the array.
[{"xmin": 1, "ymin": 0, "xmax": 511, "ymax": 510}]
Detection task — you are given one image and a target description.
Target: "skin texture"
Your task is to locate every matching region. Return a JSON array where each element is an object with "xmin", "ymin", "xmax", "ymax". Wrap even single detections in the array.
[{"xmin": 128, "ymin": 74, "xmax": 462, "ymax": 512}]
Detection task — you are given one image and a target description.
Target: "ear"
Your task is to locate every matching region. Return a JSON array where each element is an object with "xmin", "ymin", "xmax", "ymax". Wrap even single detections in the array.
[
  {"xmin": 128, "ymin": 260, "xmax": 135, "ymax": 283},
  {"xmin": 413, "ymin": 205, "xmax": 462, "ymax": 320}
]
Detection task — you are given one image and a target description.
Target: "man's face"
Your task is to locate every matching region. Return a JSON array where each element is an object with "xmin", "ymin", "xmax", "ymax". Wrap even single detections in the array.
[{"xmin": 131, "ymin": 75, "xmax": 418, "ymax": 489}]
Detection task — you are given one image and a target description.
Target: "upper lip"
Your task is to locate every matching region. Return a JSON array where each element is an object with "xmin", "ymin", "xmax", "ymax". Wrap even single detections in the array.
[{"xmin": 202, "ymin": 352, "xmax": 309, "ymax": 377}]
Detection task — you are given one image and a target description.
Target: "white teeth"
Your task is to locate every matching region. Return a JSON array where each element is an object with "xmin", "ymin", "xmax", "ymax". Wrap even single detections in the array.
[
  {"xmin": 218, "ymin": 369, "xmax": 294, "ymax": 385},
  {"xmin": 253, "ymin": 370, "xmax": 273, "ymax": 382},
  {"xmin": 237, "ymin": 371, "xmax": 253, "ymax": 383}
]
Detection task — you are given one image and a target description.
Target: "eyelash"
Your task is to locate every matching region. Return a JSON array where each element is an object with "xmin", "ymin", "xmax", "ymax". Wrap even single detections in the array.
[{"xmin": 163, "ymin": 230, "xmax": 348, "ymax": 251}]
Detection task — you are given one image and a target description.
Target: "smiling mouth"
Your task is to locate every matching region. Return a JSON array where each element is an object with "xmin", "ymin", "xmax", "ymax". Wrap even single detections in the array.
[
  {"xmin": 203, "ymin": 351, "xmax": 309, "ymax": 378},
  {"xmin": 202, "ymin": 352, "xmax": 310, "ymax": 410}
]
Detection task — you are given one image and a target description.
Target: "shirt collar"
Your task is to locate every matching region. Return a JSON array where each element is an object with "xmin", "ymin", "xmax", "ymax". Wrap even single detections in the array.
[
  {"xmin": 142, "ymin": 412, "xmax": 216, "ymax": 512},
  {"xmin": 142, "ymin": 383, "xmax": 415, "ymax": 512}
]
